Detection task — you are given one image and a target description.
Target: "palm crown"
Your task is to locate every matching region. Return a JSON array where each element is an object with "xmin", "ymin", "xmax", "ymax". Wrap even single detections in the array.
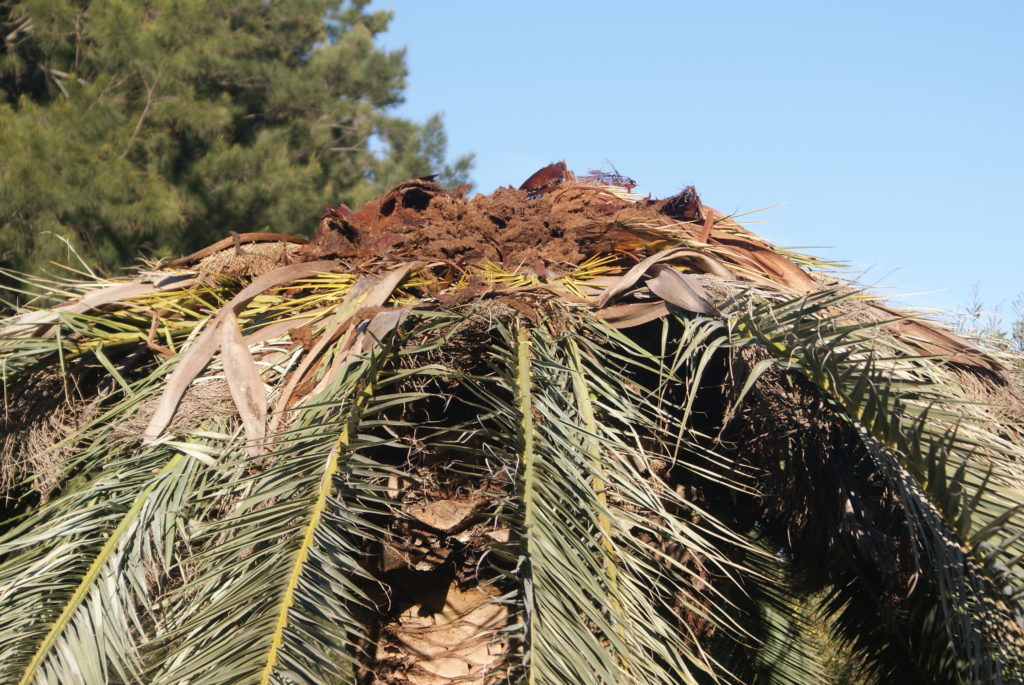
[{"xmin": 1, "ymin": 164, "xmax": 1022, "ymax": 684}]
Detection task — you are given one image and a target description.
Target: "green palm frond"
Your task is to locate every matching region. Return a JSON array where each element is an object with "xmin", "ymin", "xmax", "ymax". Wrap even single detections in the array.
[
  {"xmin": 433, "ymin": 309, "xmax": 794, "ymax": 683},
  {"xmin": 150, "ymin": 348, "xmax": 408, "ymax": 684},
  {"xmin": 716, "ymin": 287, "xmax": 1024, "ymax": 681},
  {"xmin": 0, "ymin": 387, "xmax": 207, "ymax": 684}
]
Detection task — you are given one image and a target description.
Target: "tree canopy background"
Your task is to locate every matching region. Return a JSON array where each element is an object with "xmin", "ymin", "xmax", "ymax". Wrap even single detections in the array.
[{"xmin": 0, "ymin": 0, "xmax": 472, "ymax": 277}]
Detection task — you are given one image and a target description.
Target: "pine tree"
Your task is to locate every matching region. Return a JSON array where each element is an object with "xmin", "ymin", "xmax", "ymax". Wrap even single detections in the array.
[{"xmin": 0, "ymin": 0, "xmax": 472, "ymax": 277}]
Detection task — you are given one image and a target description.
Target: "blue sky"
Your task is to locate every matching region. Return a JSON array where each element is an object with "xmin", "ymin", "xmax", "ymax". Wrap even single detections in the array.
[{"xmin": 369, "ymin": 1, "xmax": 1022, "ymax": 323}]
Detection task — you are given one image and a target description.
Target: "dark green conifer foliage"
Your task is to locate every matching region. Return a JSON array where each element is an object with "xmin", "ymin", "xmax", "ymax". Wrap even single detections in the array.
[{"xmin": 0, "ymin": 0, "xmax": 472, "ymax": 276}]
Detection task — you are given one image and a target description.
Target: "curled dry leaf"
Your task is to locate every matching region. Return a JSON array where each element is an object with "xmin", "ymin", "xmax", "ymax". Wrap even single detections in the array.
[
  {"xmin": 143, "ymin": 260, "xmax": 340, "ymax": 442},
  {"xmin": 220, "ymin": 310, "xmax": 268, "ymax": 457},
  {"xmin": 645, "ymin": 264, "xmax": 719, "ymax": 316},
  {"xmin": 593, "ymin": 301, "xmax": 671, "ymax": 329},
  {"xmin": 357, "ymin": 306, "xmax": 413, "ymax": 355},
  {"xmin": 596, "ymin": 247, "xmax": 731, "ymax": 308}
]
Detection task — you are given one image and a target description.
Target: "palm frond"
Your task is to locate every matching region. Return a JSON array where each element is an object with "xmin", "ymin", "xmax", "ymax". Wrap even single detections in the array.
[
  {"xmin": 0, "ymin": 386, "xmax": 209, "ymax": 684},
  {"xmin": 149, "ymin": 334, "xmax": 416, "ymax": 684},
  {"xmin": 448, "ymin": 309, "xmax": 790, "ymax": 684},
  {"xmin": 719, "ymin": 287, "xmax": 1024, "ymax": 681}
]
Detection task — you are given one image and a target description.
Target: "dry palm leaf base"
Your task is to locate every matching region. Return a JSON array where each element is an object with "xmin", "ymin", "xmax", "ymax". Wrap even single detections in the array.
[{"xmin": 1, "ymin": 164, "xmax": 1022, "ymax": 685}]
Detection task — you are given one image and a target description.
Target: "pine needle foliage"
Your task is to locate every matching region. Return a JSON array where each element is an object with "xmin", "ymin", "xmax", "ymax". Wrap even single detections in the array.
[{"xmin": 0, "ymin": 0, "xmax": 472, "ymax": 278}]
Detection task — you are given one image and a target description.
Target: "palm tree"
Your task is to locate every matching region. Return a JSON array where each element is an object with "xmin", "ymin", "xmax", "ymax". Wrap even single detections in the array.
[{"xmin": 1, "ymin": 167, "xmax": 1022, "ymax": 684}]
